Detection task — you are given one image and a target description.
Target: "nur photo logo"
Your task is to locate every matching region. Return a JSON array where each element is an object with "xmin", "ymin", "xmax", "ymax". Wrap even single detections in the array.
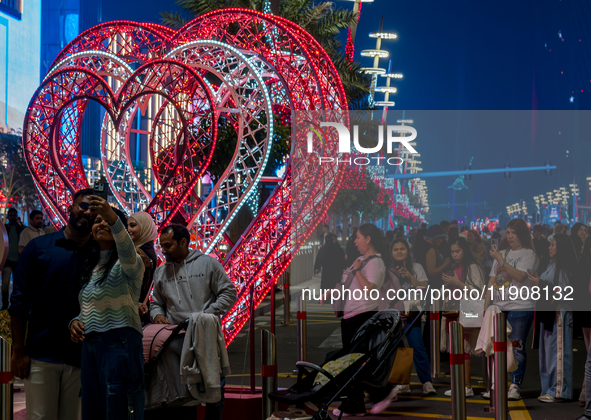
[{"xmin": 305, "ymin": 121, "xmax": 419, "ymax": 167}]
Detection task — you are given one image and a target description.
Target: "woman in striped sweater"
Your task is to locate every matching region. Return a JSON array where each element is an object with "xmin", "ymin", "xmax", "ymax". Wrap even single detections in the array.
[{"xmin": 69, "ymin": 196, "xmax": 145, "ymax": 419}]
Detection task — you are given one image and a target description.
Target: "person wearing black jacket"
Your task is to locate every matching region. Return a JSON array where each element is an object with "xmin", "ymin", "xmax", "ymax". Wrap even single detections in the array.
[
  {"xmin": 314, "ymin": 233, "xmax": 346, "ymax": 290},
  {"xmin": 9, "ymin": 189, "xmax": 96, "ymax": 419},
  {"xmin": 2, "ymin": 208, "xmax": 23, "ymax": 310}
]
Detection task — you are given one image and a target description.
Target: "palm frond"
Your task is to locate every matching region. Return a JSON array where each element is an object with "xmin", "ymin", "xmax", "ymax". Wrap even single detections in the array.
[{"xmin": 160, "ymin": 11, "xmax": 189, "ymax": 29}]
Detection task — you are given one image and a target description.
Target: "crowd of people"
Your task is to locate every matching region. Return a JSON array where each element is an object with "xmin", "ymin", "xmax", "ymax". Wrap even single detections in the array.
[
  {"xmin": 3, "ymin": 189, "xmax": 236, "ymax": 420},
  {"xmin": 4, "ymin": 197, "xmax": 591, "ymax": 419},
  {"xmin": 314, "ymin": 218, "xmax": 591, "ymax": 419}
]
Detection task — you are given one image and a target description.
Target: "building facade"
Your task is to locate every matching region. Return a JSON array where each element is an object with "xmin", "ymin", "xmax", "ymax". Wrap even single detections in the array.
[{"xmin": 0, "ymin": 0, "xmax": 41, "ymax": 132}]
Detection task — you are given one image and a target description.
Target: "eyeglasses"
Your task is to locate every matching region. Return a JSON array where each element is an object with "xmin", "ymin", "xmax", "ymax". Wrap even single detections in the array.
[{"xmin": 78, "ymin": 203, "xmax": 91, "ymax": 211}]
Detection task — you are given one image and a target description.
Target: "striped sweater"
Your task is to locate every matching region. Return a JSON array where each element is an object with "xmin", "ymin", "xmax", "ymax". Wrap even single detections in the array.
[{"xmin": 75, "ymin": 217, "xmax": 145, "ymax": 335}]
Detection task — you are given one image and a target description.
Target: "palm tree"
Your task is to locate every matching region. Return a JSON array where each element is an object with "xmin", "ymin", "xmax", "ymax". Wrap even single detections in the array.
[{"xmin": 161, "ymin": 0, "xmax": 371, "ymax": 104}]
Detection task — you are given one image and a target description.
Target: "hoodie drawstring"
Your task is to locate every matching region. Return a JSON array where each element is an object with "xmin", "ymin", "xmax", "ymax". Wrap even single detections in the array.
[
  {"xmin": 172, "ymin": 264, "xmax": 181, "ymax": 304},
  {"xmin": 172, "ymin": 260, "xmax": 194, "ymax": 305},
  {"xmin": 184, "ymin": 259, "xmax": 194, "ymax": 300}
]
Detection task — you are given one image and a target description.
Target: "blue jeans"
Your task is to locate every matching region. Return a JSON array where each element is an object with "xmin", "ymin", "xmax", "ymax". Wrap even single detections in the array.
[
  {"xmin": 405, "ymin": 325, "xmax": 432, "ymax": 384},
  {"xmin": 539, "ymin": 310, "xmax": 573, "ymax": 399},
  {"xmin": 505, "ymin": 310, "xmax": 534, "ymax": 386},
  {"xmin": 81, "ymin": 328, "xmax": 144, "ymax": 420}
]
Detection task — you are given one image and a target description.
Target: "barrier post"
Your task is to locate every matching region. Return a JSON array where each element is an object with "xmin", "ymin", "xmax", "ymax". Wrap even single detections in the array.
[
  {"xmin": 249, "ymin": 284, "xmax": 256, "ymax": 394},
  {"xmin": 494, "ymin": 312, "xmax": 508, "ymax": 420},
  {"xmin": 449, "ymin": 321, "xmax": 467, "ymax": 420},
  {"xmin": 484, "ymin": 354, "xmax": 496, "ymax": 413},
  {"xmin": 282, "ymin": 272, "xmax": 292, "ymax": 325},
  {"xmin": 297, "ymin": 294, "xmax": 307, "ymax": 361},
  {"xmin": 478, "ymin": 353, "xmax": 487, "ymax": 386},
  {"xmin": 261, "ymin": 330, "xmax": 277, "ymax": 420},
  {"xmin": 1, "ymin": 337, "xmax": 13, "ymax": 420},
  {"xmin": 270, "ymin": 281, "xmax": 276, "ymax": 335},
  {"xmin": 430, "ymin": 300, "xmax": 444, "ymax": 378}
]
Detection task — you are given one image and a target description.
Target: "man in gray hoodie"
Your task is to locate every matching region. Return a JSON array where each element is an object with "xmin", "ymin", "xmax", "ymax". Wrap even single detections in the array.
[{"xmin": 148, "ymin": 224, "xmax": 237, "ymax": 420}]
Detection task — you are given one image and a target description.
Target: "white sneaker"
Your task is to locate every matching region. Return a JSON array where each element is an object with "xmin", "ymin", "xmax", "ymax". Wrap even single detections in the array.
[
  {"xmin": 423, "ymin": 382, "xmax": 437, "ymax": 395},
  {"xmin": 537, "ymin": 393, "xmax": 556, "ymax": 403},
  {"xmin": 444, "ymin": 387, "xmax": 474, "ymax": 397},
  {"xmin": 332, "ymin": 408, "xmax": 366, "ymax": 417},
  {"xmin": 395, "ymin": 384, "xmax": 411, "ymax": 393},
  {"xmin": 370, "ymin": 388, "xmax": 398, "ymax": 415},
  {"xmin": 482, "ymin": 391, "xmax": 490, "ymax": 399},
  {"xmin": 508, "ymin": 384, "xmax": 521, "ymax": 401}
]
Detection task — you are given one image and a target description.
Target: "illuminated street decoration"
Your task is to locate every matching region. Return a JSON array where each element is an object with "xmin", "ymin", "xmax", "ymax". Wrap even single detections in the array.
[{"xmin": 23, "ymin": 9, "xmax": 348, "ymax": 344}]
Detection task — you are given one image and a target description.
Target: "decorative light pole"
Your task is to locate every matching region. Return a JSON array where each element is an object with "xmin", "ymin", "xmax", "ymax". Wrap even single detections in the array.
[
  {"xmin": 570, "ymin": 182, "xmax": 580, "ymax": 222},
  {"xmin": 360, "ymin": 17, "xmax": 397, "ymax": 107}
]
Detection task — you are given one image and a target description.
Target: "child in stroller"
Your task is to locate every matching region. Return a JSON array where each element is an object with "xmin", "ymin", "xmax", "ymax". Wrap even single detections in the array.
[{"xmin": 269, "ymin": 309, "xmax": 410, "ymax": 419}]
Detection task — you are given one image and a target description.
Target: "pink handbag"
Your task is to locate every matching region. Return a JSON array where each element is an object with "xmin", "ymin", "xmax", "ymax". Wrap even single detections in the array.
[{"xmin": 142, "ymin": 323, "xmax": 183, "ymax": 364}]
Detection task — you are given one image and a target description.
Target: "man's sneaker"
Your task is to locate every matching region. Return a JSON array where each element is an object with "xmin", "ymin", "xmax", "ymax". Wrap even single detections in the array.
[
  {"xmin": 538, "ymin": 394, "xmax": 556, "ymax": 403},
  {"xmin": 444, "ymin": 387, "xmax": 474, "ymax": 397},
  {"xmin": 508, "ymin": 384, "xmax": 521, "ymax": 401},
  {"xmin": 370, "ymin": 388, "xmax": 398, "ymax": 415},
  {"xmin": 482, "ymin": 391, "xmax": 490, "ymax": 399},
  {"xmin": 423, "ymin": 382, "xmax": 437, "ymax": 395},
  {"xmin": 332, "ymin": 408, "xmax": 366, "ymax": 417},
  {"xmin": 395, "ymin": 384, "xmax": 411, "ymax": 394}
]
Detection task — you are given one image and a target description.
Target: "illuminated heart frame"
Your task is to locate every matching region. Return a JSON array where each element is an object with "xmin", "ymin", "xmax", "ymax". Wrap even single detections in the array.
[{"xmin": 23, "ymin": 9, "xmax": 348, "ymax": 343}]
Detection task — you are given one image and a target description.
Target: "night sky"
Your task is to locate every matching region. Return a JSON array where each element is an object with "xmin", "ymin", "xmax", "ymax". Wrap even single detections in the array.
[{"xmin": 98, "ymin": 0, "xmax": 591, "ymax": 223}]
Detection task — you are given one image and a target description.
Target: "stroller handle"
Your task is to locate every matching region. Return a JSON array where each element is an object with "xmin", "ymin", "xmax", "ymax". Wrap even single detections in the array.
[{"xmin": 295, "ymin": 361, "xmax": 335, "ymax": 383}]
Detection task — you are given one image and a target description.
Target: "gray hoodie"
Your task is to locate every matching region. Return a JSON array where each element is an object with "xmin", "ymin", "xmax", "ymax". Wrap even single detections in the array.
[{"xmin": 149, "ymin": 249, "xmax": 237, "ymax": 324}]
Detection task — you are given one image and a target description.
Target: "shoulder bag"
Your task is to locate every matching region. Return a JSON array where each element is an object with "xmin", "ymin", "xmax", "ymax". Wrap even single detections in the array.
[{"xmin": 333, "ymin": 255, "xmax": 380, "ymax": 317}]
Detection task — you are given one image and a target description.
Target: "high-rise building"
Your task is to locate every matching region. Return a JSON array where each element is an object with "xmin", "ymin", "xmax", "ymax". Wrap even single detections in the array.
[{"xmin": 0, "ymin": 0, "xmax": 41, "ymax": 132}]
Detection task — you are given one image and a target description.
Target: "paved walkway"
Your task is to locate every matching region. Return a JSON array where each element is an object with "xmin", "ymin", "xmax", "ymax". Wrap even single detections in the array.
[{"xmin": 9, "ymin": 275, "xmax": 589, "ymax": 419}]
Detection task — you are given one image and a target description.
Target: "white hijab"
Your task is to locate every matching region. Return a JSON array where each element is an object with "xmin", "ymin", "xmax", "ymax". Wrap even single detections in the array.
[{"xmin": 129, "ymin": 212, "xmax": 158, "ymax": 247}]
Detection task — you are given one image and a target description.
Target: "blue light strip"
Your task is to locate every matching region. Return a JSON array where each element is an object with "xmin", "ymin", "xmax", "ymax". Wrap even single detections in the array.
[{"xmin": 385, "ymin": 165, "xmax": 557, "ymax": 180}]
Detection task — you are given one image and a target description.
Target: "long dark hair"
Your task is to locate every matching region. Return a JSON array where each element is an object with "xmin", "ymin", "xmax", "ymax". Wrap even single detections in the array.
[
  {"xmin": 412, "ymin": 228, "xmax": 428, "ymax": 266},
  {"xmin": 551, "ymin": 233, "xmax": 578, "ymax": 285},
  {"xmin": 507, "ymin": 218, "xmax": 534, "ymax": 249},
  {"xmin": 449, "ymin": 236, "xmax": 483, "ymax": 287},
  {"xmin": 390, "ymin": 238, "xmax": 415, "ymax": 278},
  {"xmin": 570, "ymin": 222, "xmax": 585, "ymax": 258},
  {"xmin": 80, "ymin": 210, "xmax": 128, "ymax": 287},
  {"xmin": 576, "ymin": 235, "xmax": 591, "ymax": 295},
  {"xmin": 357, "ymin": 223, "xmax": 392, "ymax": 268}
]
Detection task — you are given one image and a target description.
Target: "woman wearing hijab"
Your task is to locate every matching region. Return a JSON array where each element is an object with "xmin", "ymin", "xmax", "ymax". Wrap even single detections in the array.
[{"xmin": 127, "ymin": 211, "xmax": 158, "ymax": 319}]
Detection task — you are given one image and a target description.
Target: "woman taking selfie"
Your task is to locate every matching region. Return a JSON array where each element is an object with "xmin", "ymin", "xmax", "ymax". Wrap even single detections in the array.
[
  {"xmin": 485, "ymin": 218, "xmax": 537, "ymax": 401},
  {"xmin": 528, "ymin": 234, "xmax": 576, "ymax": 403},
  {"xmin": 390, "ymin": 238, "xmax": 437, "ymax": 395},
  {"xmin": 441, "ymin": 237, "xmax": 486, "ymax": 397},
  {"xmin": 70, "ymin": 196, "xmax": 145, "ymax": 419}
]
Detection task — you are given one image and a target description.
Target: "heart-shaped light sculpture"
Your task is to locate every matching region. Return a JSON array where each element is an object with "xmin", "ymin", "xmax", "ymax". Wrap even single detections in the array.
[{"xmin": 23, "ymin": 9, "xmax": 348, "ymax": 344}]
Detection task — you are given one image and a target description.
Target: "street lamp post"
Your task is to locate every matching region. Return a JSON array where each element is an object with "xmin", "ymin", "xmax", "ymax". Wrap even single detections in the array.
[{"xmin": 360, "ymin": 17, "xmax": 397, "ymax": 107}]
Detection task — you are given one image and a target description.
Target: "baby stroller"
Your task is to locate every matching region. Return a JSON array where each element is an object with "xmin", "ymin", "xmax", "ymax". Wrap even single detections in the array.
[{"xmin": 269, "ymin": 308, "xmax": 423, "ymax": 420}]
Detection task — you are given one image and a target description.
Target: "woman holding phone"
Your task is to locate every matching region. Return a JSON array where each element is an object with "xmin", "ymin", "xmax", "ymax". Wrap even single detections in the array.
[
  {"xmin": 441, "ymin": 237, "xmax": 486, "ymax": 397},
  {"xmin": 390, "ymin": 238, "xmax": 437, "ymax": 396},
  {"xmin": 484, "ymin": 218, "xmax": 537, "ymax": 401},
  {"xmin": 527, "ymin": 233, "xmax": 576, "ymax": 403},
  {"xmin": 69, "ymin": 197, "xmax": 145, "ymax": 419}
]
